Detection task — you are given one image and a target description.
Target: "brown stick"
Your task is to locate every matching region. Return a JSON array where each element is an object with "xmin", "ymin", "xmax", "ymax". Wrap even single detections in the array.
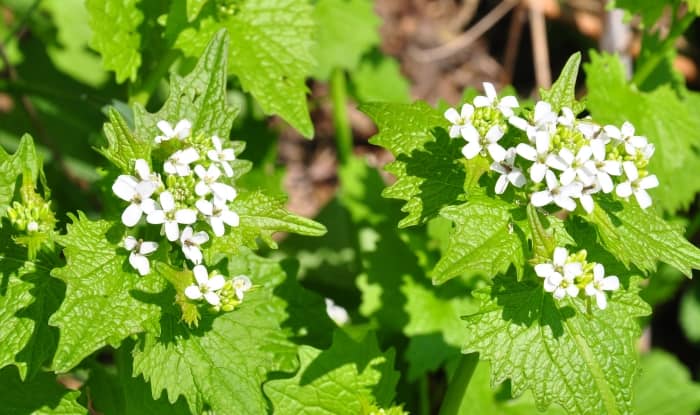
[
  {"xmin": 528, "ymin": 0, "xmax": 552, "ymax": 89},
  {"xmin": 501, "ymin": 3, "xmax": 527, "ymax": 85}
]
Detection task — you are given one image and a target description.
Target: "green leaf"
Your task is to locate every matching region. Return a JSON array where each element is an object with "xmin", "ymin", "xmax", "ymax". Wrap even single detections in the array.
[
  {"xmin": 633, "ymin": 350, "xmax": 700, "ymax": 415},
  {"xmin": 539, "ymin": 52, "xmax": 583, "ymax": 113},
  {"xmin": 611, "ymin": 0, "xmax": 669, "ymax": 27},
  {"xmin": 210, "ymin": 191, "xmax": 327, "ymax": 255},
  {"xmin": 311, "ymin": 0, "xmax": 380, "ymax": 80},
  {"xmin": 264, "ymin": 330, "xmax": 399, "ymax": 414},
  {"xmin": 98, "ymin": 109, "xmax": 151, "ymax": 174},
  {"xmin": 352, "ymin": 53, "xmax": 411, "ymax": 104},
  {"xmin": 432, "ymin": 196, "xmax": 524, "ymax": 284},
  {"xmin": 362, "ymin": 102, "xmax": 466, "ymax": 227},
  {"xmin": 174, "ymin": 0, "xmax": 315, "ymax": 137},
  {"xmin": 49, "ymin": 213, "xmax": 168, "ymax": 372},
  {"xmin": 463, "ymin": 272, "xmax": 650, "ymax": 414},
  {"xmin": 680, "ymin": 281, "xmax": 700, "ymax": 342},
  {"xmin": 0, "ymin": 366, "xmax": 86, "ymax": 415},
  {"xmin": 132, "ymin": 252, "xmax": 298, "ymax": 415},
  {"xmin": 186, "ymin": 0, "xmax": 207, "ymax": 21},
  {"xmin": 134, "ymin": 30, "xmax": 239, "ymax": 146},
  {"xmin": 86, "ymin": 0, "xmax": 143, "ymax": 83},
  {"xmin": 0, "ymin": 224, "xmax": 62, "ymax": 380},
  {"xmin": 0, "ymin": 135, "xmax": 40, "ymax": 221},
  {"xmin": 584, "ymin": 198, "xmax": 700, "ymax": 277},
  {"xmin": 585, "ymin": 51, "xmax": 700, "ymax": 212}
]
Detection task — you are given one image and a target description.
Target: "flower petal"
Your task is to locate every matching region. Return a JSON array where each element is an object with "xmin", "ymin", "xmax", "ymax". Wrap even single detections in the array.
[
  {"xmin": 184, "ymin": 285, "xmax": 203, "ymax": 300},
  {"xmin": 531, "ymin": 190, "xmax": 553, "ymax": 207},
  {"xmin": 203, "ymin": 291, "xmax": 221, "ymax": 306},
  {"xmin": 494, "ymin": 175, "xmax": 509, "ymax": 194},
  {"xmin": 124, "ymin": 236, "xmax": 138, "ymax": 251},
  {"xmin": 122, "ymin": 204, "xmax": 143, "ymax": 227},
  {"xmin": 516, "ymin": 143, "xmax": 537, "ymax": 161},
  {"xmin": 634, "ymin": 189, "xmax": 652, "ymax": 209},
  {"xmin": 134, "ymin": 159, "xmax": 151, "ymax": 181},
  {"xmin": 601, "ymin": 276, "xmax": 620, "ymax": 291},
  {"xmin": 129, "ymin": 252, "xmax": 149, "ymax": 276},
  {"xmin": 616, "ymin": 182, "xmax": 633, "ymax": 198},
  {"xmin": 461, "ymin": 141, "xmax": 481, "ymax": 159},
  {"xmin": 164, "ymin": 221, "xmax": 180, "ymax": 242},
  {"xmin": 139, "ymin": 241, "xmax": 158, "ymax": 255},
  {"xmin": 146, "ymin": 210, "xmax": 166, "ymax": 225},
  {"xmin": 196, "ymin": 199, "xmax": 213, "ymax": 216},
  {"xmin": 193, "ymin": 265, "xmax": 208, "ymax": 285},
  {"xmin": 638, "ymin": 175, "xmax": 659, "ymax": 190},
  {"xmin": 207, "ymin": 274, "xmax": 225, "ymax": 291},
  {"xmin": 112, "ymin": 175, "xmax": 138, "ymax": 201},
  {"xmin": 444, "ymin": 107, "xmax": 460, "ymax": 124},
  {"xmin": 175, "ymin": 209, "xmax": 198, "ymax": 224},
  {"xmin": 159, "ymin": 191, "xmax": 175, "ymax": 212}
]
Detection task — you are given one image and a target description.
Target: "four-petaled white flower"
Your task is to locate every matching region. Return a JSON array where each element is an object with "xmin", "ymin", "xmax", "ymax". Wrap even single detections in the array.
[
  {"xmin": 616, "ymin": 161, "xmax": 659, "ymax": 209},
  {"xmin": 112, "ymin": 175, "xmax": 157, "ymax": 227},
  {"xmin": 147, "ymin": 191, "xmax": 197, "ymax": 241},
  {"xmin": 195, "ymin": 198, "xmax": 240, "ymax": 237},
  {"xmin": 164, "ymin": 147, "xmax": 200, "ymax": 177},
  {"xmin": 194, "ymin": 164, "xmax": 237, "ymax": 202},
  {"xmin": 509, "ymin": 101, "xmax": 557, "ymax": 140},
  {"xmin": 547, "ymin": 146, "xmax": 594, "ymax": 186},
  {"xmin": 124, "ymin": 236, "xmax": 158, "ymax": 276},
  {"xmin": 490, "ymin": 148, "xmax": 526, "ymax": 194},
  {"xmin": 461, "ymin": 125, "xmax": 506, "ymax": 162},
  {"xmin": 585, "ymin": 139, "xmax": 622, "ymax": 193},
  {"xmin": 515, "ymin": 130, "xmax": 551, "ymax": 183},
  {"xmin": 604, "ymin": 122, "xmax": 648, "ymax": 155},
  {"xmin": 534, "ymin": 247, "xmax": 582, "ymax": 300},
  {"xmin": 584, "ymin": 263, "xmax": 620, "ymax": 310},
  {"xmin": 444, "ymin": 103, "xmax": 475, "ymax": 138},
  {"xmin": 184, "ymin": 265, "xmax": 225, "ymax": 306},
  {"xmin": 155, "ymin": 119, "xmax": 192, "ymax": 143},
  {"xmin": 180, "ymin": 226, "xmax": 209, "ymax": 264},
  {"xmin": 232, "ymin": 275, "xmax": 252, "ymax": 300},
  {"xmin": 207, "ymin": 135, "xmax": 236, "ymax": 177},
  {"xmin": 473, "ymin": 82, "xmax": 519, "ymax": 118},
  {"xmin": 531, "ymin": 170, "xmax": 583, "ymax": 212}
]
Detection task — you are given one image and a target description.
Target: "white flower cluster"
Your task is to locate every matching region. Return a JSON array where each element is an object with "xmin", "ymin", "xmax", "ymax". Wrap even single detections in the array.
[
  {"xmin": 112, "ymin": 119, "xmax": 250, "ymax": 309},
  {"xmin": 534, "ymin": 247, "xmax": 619, "ymax": 309},
  {"xmin": 444, "ymin": 83, "xmax": 658, "ymax": 211}
]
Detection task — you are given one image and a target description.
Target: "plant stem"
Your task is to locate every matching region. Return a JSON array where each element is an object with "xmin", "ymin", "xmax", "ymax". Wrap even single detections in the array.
[
  {"xmin": 419, "ymin": 375, "xmax": 430, "ymax": 415},
  {"xmin": 129, "ymin": 50, "xmax": 179, "ymax": 107},
  {"xmin": 438, "ymin": 353, "xmax": 479, "ymax": 415},
  {"xmin": 330, "ymin": 68, "xmax": 352, "ymax": 165}
]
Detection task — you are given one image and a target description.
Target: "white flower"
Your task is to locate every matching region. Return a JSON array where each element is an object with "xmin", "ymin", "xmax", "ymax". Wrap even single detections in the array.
[
  {"xmin": 534, "ymin": 247, "xmax": 582, "ymax": 299},
  {"xmin": 546, "ymin": 146, "xmax": 594, "ymax": 186},
  {"xmin": 585, "ymin": 263, "xmax": 619, "ymax": 310},
  {"xmin": 146, "ymin": 191, "xmax": 197, "ymax": 241},
  {"xmin": 531, "ymin": 170, "xmax": 583, "ymax": 212},
  {"xmin": 509, "ymin": 100, "xmax": 557, "ymax": 140},
  {"xmin": 155, "ymin": 119, "xmax": 192, "ymax": 143},
  {"xmin": 576, "ymin": 118, "xmax": 601, "ymax": 139},
  {"xmin": 585, "ymin": 139, "xmax": 621, "ymax": 193},
  {"xmin": 616, "ymin": 161, "xmax": 659, "ymax": 209},
  {"xmin": 461, "ymin": 125, "xmax": 506, "ymax": 162},
  {"xmin": 207, "ymin": 135, "xmax": 236, "ymax": 177},
  {"xmin": 124, "ymin": 236, "xmax": 158, "ymax": 276},
  {"xmin": 603, "ymin": 122, "xmax": 648, "ymax": 155},
  {"xmin": 444, "ymin": 103, "xmax": 475, "ymax": 138},
  {"xmin": 134, "ymin": 159, "xmax": 161, "ymax": 186},
  {"xmin": 112, "ymin": 175, "xmax": 157, "ymax": 227},
  {"xmin": 325, "ymin": 298, "xmax": 350, "ymax": 326},
  {"xmin": 473, "ymin": 82, "xmax": 519, "ymax": 118},
  {"xmin": 490, "ymin": 148, "xmax": 526, "ymax": 194},
  {"xmin": 557, "ymin": 107, "xmax": 576, "ymax": 127},
  {"xmin": 184, "ymin": 265, "xmax": 225, "ymax": 306},
  {"xmin": 515, "ymin": 130, "xmax": 551, "ymax": 183},
  {"xmin": 232, "ymin": 275, "xmax": 252, "ymax": 300},
  {"xmin": 180, "ymin": 226, "xmax": 209, "ymax": 264},
  {"xmin": 194, "ymin": 164, "xmax": 237, "ymax": 202},
  {"xmin": 195, "ymin": 198, "xmax": 240, "ymax": 237},
  {"xmin": 164, "ymin": 147, "xmax": 200, "ymax": 177}
]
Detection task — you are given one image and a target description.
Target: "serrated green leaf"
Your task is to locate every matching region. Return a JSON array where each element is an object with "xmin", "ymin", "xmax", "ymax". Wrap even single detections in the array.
[
  {"xmin": 264, "ymin": 330, "xmax": 399, "ymax": 414},
  {"xmin": 463, "ymin": 273, "xmax": 650, "ymax": 414},
  {"xmin": 132, "ymin": 252, "xmax": 298, "ymax": 415},
  {"xmin": 134, "ymin": 30, "xmax": 238, "ymax": 146},
  {"xmin": 539, "ymin": 52, "xmax": 584, "ymax": 113},
  {"xmin": 362, "ymin": 102, "xmax": 466, "ymax": 227},
  {"xmin": 174, "ymin": 0, "xmax": 315, "ymax": 137},
  {"xmin": 98, "ymin": 109, "xmax": 151, "ymax": 174},
  {"xmin": 49, "ymin": 212, "xmax": 169, "ymax": 372},
  {"xmin": 584, "ymin": 198, "xmax": 700, "ymax": 277},
  {"xmin": 352, "ymin": 53, "xmax": 411, "ymax": 104},
  {"xmin": 432, "ymin": 197, "xmax": 524, "ymax": 284},
  {"xmin": 0, "ymin": 223, "xmax": 62, "ymax": 380},
  {"xmin": 585, "ymin": 51, "xmax": 700, "ymax": 212},
  {"xmin": 0, "ymin": 366, "xmax": 86, "ymax": 415},
  {"xmin": 311, "ymin": 0, "xmax": 380, "ymax": 80},
  {"xmin": 86, "ymin": 0, "xmax": 143, "ymax": 83},
  {"xmin": 634, "ymin": 350, "xmax": 700, "ymax": 415},
  {"xmin": 0, "ymin": 135, "xmax": 40, "ymax": 221}
]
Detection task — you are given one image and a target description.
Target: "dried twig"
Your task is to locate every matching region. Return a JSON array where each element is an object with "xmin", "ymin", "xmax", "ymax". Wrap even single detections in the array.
[
  {"xmin": 528, "ymin": 0, "xmax": 552, "ymax": 89},
  {"xmin": 501, "ymin": 3, "xmax": 527, "ymax": 85}
]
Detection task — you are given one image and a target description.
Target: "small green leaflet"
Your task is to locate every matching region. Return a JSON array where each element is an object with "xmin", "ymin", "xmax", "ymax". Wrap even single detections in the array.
[
  {"xmin": 132, "ymin": 253, "xmax": 300, "ymax": 415},
  {"xmin": 0, "ymin": 366, "xmax": 86, "ymax": 415},
  {"xmin": 0, "ymin": 135, "xmax": 40, "ymax": 220},
  {"xmin": 634, "ymin": 350, "xmax": 700, "ymax": 415},
  {"xmin": 264, "ymin": 330, "xmax": 400, "ymax": 414},
  {"xmin": 611, "ymin": 0, "xmax": 670, "ymax": 27},
  {"xmin": 311, "ymin": 0, "xmax": 380, "ymax": 80},
  {"xmin": 539, "ymin": 52, "xmax": 585, "ymax": 114},
  {"xmin": 585, "ymin": 198, "xmax": 700, "ymax": 277},
  {"xmin": 362, "ymin": 102, "xmax": 466, "ymax": 227},
  {"xmin": 49, "ymin": 213, "xmax": 169, "ymax": 373},
  {"xmin": 85, "ymin": 0, "xmax": 142, "ymax": 83},
  {"xmin": 174, "ymin": 0, "xmax": 315, "ymax": 137},
  {"xmin": 432, "ymin": 196, "xmax": 524, "ymax": 284},
  {"xmin": 98, "ymin": 109, "xmax": 151, "ymax": 174},
  {"xmin": 463, "ymin": 272, "xmax": 650, "ymax": 415},
  {"xmin": 585, "ymin": 51, "xmax": 700, "ymax": 212}
]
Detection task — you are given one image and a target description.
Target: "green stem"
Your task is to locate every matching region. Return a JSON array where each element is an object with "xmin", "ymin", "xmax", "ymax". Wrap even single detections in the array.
[
  {"xmin": 632, "ymin": 12, "xmax": 694, "ymax": 87},
  {"xmin": 129, "ymin": 50, "xmax": 179, "ymax": 107},
  {"xmin": 330, "ymin": 68, "xmax": 352, "ymax": 165},
  {"xmin": 438, "ymin": 353, "xmax": 479, "ymax": 415},
  {"xmin": 527, "ymin": 204, "xmax": 554, "ymax": 261},
  {"xmin": 419, "ymin": 375, "xmax": 430, "ymax": 415}
]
